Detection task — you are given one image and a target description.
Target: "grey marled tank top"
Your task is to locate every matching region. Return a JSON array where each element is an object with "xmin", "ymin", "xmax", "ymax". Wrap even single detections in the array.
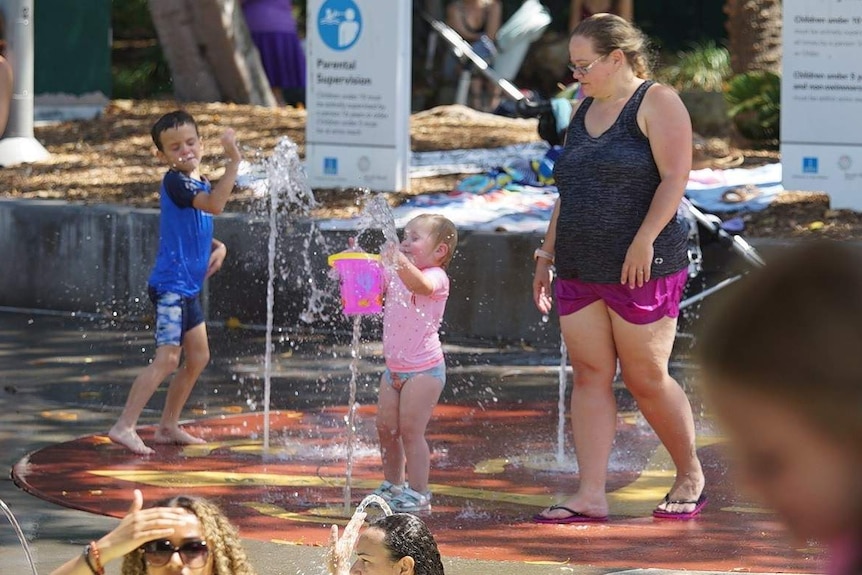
[{"xmin": 552, "ymin": 80, "xmax": 688, "ymax": 282}]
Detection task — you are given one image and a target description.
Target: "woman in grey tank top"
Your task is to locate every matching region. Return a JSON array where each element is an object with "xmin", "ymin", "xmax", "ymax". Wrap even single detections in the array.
[{"xmin": 531, "ymin": 14, "xmax": 706, "ymax": 523}]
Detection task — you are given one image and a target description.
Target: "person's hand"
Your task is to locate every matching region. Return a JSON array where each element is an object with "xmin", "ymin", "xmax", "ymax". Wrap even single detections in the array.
[
  {"xmin": 220, "ymin": 128, "xmax": 242, "ymax": 164},
  {"xmin": 93, "ymin": 490, "xmax": 194, "ymax": 566},
  {"xmin": 327, "ymin": 511, "xmax": 367, "ymax": 575},
  {"xmin": 620, "ymin": 236, "xmax": 654, "ymax": 288},
  {"xmin": 380, "ymin": 241, "xmax": 403, "ymax": 269},
  {"xmin": 533, "ymin": 261, "xmax": 554, "ymax": 315},
  {"xmin": 206, "ymin": 242, "xmax": 227, "ymax": 278}
]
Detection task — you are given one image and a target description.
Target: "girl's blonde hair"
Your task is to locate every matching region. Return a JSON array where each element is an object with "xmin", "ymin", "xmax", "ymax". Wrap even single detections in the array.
[
  {"xmin": 571, "ymin": 13, "xmax": 653, "ymax": 79},
  {"xmin": 121, "ymin": 496, "xmax": 257, "ymax": 575},
  {"xmin": 410, "ymin": 214, "xmax": 459, "ymax": 269},
  {"xmin": 697, "ymin": 240, "xmax": 862, "ymax": 447}
]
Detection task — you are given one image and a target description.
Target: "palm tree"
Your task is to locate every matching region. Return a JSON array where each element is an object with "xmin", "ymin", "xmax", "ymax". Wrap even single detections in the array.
[
  {"xmin": 148, "ymin": 0, "xmax": 276, "ymax": 105},
  {"xmin": 724, "ymin": 0, "xmax": 782, "ymax": 75}
]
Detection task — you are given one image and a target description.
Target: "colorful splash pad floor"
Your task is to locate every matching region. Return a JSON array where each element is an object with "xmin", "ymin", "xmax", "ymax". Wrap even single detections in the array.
[{"xmin": 12, "ymin": 402, "xmax": 823, "ymax": 573}]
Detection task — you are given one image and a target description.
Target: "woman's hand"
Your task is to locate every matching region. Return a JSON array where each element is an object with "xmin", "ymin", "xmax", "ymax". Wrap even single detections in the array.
[
  {"xmin": 620, "ymin": 236, "xmax": 654, "ymax": 288},
  {"xmin": 327, "ymin": 511, "xmax": 367, "ymax": 575},
  {"xmin": 532, "ymin": 261, "xmax": 554, "ymax": 315},
  {"xmin": 94, "ymin": 490, "xmax": 194, "ymax": 565}
]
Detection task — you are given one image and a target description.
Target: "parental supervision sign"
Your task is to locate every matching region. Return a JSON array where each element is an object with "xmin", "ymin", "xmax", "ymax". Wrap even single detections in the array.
[
  {"xmin": 305, "ymin": 0, "xmax": 411, "ymax": 192},
  {"xmin": 782, "ymin": 0, "xmax": 862, "ymax": 209}
]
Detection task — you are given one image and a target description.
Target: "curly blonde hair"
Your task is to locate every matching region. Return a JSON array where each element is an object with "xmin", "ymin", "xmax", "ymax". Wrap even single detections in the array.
[{"xmin": 120, "ymin": 496, "xmax": 257, "ymax": 575}]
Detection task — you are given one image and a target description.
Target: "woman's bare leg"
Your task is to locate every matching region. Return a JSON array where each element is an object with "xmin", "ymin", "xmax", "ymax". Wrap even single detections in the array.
[
  {"xmin": 537, "ymin": 301, "xmax": 618, "ymax": 519},
  {"xmin": 612, "ymin": 312, "xmax": 705, "ymax": 513}
]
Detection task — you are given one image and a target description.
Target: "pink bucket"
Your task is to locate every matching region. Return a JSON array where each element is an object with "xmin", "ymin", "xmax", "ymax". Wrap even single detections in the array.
[{"xmin": 327, "ymin": 252, "xmax": 384, "ymax": 315}]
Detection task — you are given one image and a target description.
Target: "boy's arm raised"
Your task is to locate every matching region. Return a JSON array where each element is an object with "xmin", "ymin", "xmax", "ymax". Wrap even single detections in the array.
[{"xmin": 193, "ymin": 128, "xmax": 242, "ymax": 215}]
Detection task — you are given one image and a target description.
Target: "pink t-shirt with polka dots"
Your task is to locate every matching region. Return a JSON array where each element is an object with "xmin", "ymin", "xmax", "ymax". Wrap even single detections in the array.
[{"xmin": 383, "ymin": 266, "xmax": 449, "ymax": 372}]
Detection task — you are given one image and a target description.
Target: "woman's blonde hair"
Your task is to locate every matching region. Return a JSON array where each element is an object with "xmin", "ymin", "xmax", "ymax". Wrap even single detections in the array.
[
  {"xmin": 410, "ymin": 214, "xmax": 459, "ymax": 269},
  {"xmin": 121, "ymin": 496, "xmax": 257, "ymax": 575},
  {"xmin": 571, "ymin": 13, "xmax": 653, "ymax": 79}
]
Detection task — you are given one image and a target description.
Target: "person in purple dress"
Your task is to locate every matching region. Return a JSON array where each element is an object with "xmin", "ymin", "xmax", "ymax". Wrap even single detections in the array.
[
  {"xmin": 241, "ymin": 0, "xmax": 306, "ymax": 106},
  {"xmin": 0, "ymin": 12, "xmax": 12, "ymax": 137}
]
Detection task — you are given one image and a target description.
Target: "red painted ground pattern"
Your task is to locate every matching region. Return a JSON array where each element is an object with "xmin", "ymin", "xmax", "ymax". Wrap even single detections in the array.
[{"xmin": 13, "ymin": 404, "xmax": 824, "ymax": 572}]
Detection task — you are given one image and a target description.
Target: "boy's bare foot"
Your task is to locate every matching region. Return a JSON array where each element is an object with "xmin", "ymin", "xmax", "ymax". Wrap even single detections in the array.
[
  {"xmin": 154, "ymin": 426, "xmax": 207, "ymax": 445},
  {"xmin": 108, "ymin": 426, "xmax": 155, "ymax": 455}
]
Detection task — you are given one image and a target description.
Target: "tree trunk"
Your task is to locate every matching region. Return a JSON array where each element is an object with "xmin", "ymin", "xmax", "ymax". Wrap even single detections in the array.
[
  {"xmin": 148, "ymin": 0, "xmax": 277, "ymax": 105},
  {"xmin": 724, "ymin": 0, "xmax": 783, "ymax": 75}
]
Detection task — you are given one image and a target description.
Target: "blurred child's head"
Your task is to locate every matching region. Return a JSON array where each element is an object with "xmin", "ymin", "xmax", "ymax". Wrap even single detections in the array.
[
  {"xmin": 400, "ymin": 215, "xmax": 458, "ymax": 269},
  {"xmin": 0, "ymin": 11, "xmax": 7, "ymax": 56},
  {"xmin": 151, "ymin": 110, "xmax": 202, "ymax": 173},
  {"xmin": 351, "ymin": 513, "xmax": 444, "ymax": 575},
  {"xmin": 697, "ymin": 240, "xmax": 862, "ymax": 543}
]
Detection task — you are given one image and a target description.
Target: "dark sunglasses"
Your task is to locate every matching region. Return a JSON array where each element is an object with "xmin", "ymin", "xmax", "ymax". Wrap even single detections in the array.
[{"xmin": 142, "ymin": 539, "xmax": 209, "ymax": 568}]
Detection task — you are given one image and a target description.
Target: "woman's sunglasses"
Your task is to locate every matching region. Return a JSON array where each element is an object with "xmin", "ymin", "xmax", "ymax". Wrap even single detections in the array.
[{"xmin": 142, "ymin": 539, "xmax": 209, "ymax": 568}]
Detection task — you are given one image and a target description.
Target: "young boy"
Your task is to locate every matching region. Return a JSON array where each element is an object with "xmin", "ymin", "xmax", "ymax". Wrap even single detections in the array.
[{"xmin": 108, "ymin": 110, "xmax": 242, "ymax": 455}]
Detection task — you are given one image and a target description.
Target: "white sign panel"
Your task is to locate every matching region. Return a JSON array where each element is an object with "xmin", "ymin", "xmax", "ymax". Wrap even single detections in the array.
[
  {"xmin": 782, "ymin": 1, "xmax": 862, "ymax": 209},
  {"xmin": 305, "ymin": 0, "xmax": 411, "ymax": 192}
]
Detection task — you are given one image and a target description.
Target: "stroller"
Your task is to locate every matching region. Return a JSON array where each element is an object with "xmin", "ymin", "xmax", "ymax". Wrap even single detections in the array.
[{"xmin": 420, "ymin": 0, "xmax": 550, "ymax": 107}]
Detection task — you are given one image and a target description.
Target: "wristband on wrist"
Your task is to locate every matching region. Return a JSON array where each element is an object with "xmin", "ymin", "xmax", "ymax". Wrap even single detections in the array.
[
  {"xmin": 533, "ymin": 248, "xmax": 555, "ymax": 264},
  {"xmin": 86, "ymin": 541, "xmax": 105, "ymax": 575},
  {"xmin": 82, "ymin": 545, "xmax": 98, "ymax": 575}
]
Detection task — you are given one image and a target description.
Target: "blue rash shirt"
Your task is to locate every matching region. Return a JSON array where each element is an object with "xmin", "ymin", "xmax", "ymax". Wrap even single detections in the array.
[{"xmin": 147, "ymin": 170, "xmax": 213, "ymax": 297}]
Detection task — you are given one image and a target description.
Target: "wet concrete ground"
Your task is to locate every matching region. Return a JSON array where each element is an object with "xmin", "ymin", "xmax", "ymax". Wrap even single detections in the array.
[{"xmin": 0, "ymin": 310, "xmax": 821, "ymax": 575}]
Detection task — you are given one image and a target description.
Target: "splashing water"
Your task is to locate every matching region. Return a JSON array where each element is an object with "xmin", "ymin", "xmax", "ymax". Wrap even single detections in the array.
[
  {"xmin": 297, "ymin": 221, "xmax": 337, "ymax": 324},
  {"xmin": 330, "ymin": 495, "xmax": 391, "ymax": 575},
  {"xmin": 254, "ymin": 137, "xmax": 317, "ymax": 451},
  {"xmin": 262, "ymin": 157, "xmax": 279, "ymax": 451},
  {"xmin": 335, "ymin": 194, "xmax": 400, "ymax": 509},
  {"xmin": 343, "ymin": 315, "xmax": 362, "ymax": 511},
  {"xmin": 239, "ymin": 155, "xmax": 399, "ymax": 506},
  {"xmin": 355, "ymin": 494, "xmax": 393, "ymax": 516},
  {"xmin": 351, "ymin": 192, "xmax": 399, "ymax": 250},
  {"xmin": 0, "ymin": 498, "xmax": 38, "ymax": 575}
]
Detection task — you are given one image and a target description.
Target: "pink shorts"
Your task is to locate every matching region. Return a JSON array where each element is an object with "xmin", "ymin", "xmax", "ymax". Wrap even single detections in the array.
[{"xmin": 555, "ymin": 268, "xmax": 688, "ymax": 325}]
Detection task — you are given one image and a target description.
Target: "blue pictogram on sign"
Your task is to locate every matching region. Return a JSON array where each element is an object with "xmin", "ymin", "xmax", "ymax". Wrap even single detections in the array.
[
  {"xmin": 324, "ymin": 157, "xmax": 338, "ymax": 175},
  {"xmin": 318, "ymin": 0, "xmax": 363, "ymax": 51},
  {"xmin": 802, "ymin": 157, "xmax": 818, "ymax": 174}
]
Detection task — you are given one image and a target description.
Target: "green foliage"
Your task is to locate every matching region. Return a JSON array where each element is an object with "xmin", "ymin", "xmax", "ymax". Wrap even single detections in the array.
[
  {"xmin": 111, "ymin": 0, "xmax": 155, "ymax": 39},
  {"xmin": 111, "ymin": 1, "xmax": 171, "ymax": 98},
  {"xmin": 112, "ymin": 51, "xmax": 173, "ymax": 99},
  {"xmin": 656, "ymin": 40, "xmax": 730, "ymax": 92},
  {"xmin": 725, "ymin": 70, "xmax": 781, "ymax": 142}
]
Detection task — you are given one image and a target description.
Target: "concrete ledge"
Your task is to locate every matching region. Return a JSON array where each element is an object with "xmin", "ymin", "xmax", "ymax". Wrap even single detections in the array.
[
  {"xmin": 0, "ymin": 199, "xmax": 800, "ymax": 345},
  {"xmin": 0, "ymin": 199, "xmax": 560, "ymax": 344}
]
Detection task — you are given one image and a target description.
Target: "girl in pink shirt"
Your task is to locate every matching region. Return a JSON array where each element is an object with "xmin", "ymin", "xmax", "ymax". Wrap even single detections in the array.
[{"xmin": 373, "ymin": 214, "xmax": 458, "ymax": 514}]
